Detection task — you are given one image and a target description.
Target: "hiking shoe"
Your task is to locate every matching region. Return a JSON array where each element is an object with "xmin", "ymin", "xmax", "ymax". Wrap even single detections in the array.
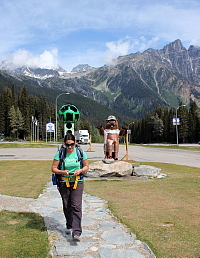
[
  {"xmin": 66, "ymin": 228, "xmax": 72, "ymax": 235},
  {"xmin": 73, "ymin": 235, "xmax": 80, "ymax": 241}
]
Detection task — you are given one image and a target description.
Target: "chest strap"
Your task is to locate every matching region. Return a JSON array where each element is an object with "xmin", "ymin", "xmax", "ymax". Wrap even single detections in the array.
[{"xmin": 61, "ymin": 176, "xmax": 81, "ymax": 189}]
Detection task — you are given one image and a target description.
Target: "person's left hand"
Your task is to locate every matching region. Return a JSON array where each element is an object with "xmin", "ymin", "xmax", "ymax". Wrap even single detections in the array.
[{"xmin": 74, "ymin": 169, "xmax": 82, "ymax": 175}]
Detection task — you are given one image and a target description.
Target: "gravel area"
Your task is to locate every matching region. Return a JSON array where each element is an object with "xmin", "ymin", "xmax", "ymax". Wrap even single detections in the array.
[{"xmin": 0, "ymin": 194, "xmax": 36, "ymax": 213}]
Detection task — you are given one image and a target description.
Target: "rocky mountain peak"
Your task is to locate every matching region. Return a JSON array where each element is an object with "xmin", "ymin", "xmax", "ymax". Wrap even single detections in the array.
[
  {"xmin": 188, "ymin": 45, "xmax": 200, "ymax": 58},
  {"xmin": 0, "ymin": 60, "xmax": 69, "ymax": 79},
  {"xmin": 71, "ymin": 64, "xmax": 94, "ymax": 73},
  {"xmin": 162, "ymin": 39, "xmax": 186, "ymax": 53}
]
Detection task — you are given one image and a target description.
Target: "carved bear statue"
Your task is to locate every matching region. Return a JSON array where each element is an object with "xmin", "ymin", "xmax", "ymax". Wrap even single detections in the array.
[{"xmin": 97, "ymin": 115, "xmax": 127, "ymax": 160}]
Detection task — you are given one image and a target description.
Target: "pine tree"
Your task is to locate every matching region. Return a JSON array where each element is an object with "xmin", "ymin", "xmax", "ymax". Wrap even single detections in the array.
[
  {"xmin": 145, "ymin": 112, "xmax": 153, "ymax": 143},
  {"xmin": 2, "ymin": 88, "xmax": 13, "ymax": 136},
  {"xmin": 8, "ymin": 105, "xmax": 24, "ymax": 139},
  {"xmin": 188, "ymin": 101, "xmax": 199, "ymax": 142},
  {"xmin": 18, "ymin": 85, "xmax": 30, "ymax": 140},
  {"xmin": 163, "ymin": 109, "xmax": 170, "ymax": 142},
  {"xmin": 178, "ymin": 105, "xmax": 189, "ymax": 143},
  {"xmin": 151, "ymin": 113, "xmax": 164, "ymax": 142},
  {"xmin": 16, "ymin": 107, "xmax": 24, "ymax": 138},
  {"xmin": 0, "ymin": 94, "xmax": 5, "ymax": 135},
  {"xmin": 38, "ymin": 95, "xmax": 50, "ymax": 141}
]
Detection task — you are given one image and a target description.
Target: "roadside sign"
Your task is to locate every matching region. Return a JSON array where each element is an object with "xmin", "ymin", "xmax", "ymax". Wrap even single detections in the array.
[
  {"xmin": 173, "ymin": 118, "xmax": 180, "ymax": 125},
  {"xmin": 46, "ymin": 122, "xmax": 55, "ymax": 132},
  {"xmin": 127, "ymin": 129, "xmax": 131, "ymax": 134}
]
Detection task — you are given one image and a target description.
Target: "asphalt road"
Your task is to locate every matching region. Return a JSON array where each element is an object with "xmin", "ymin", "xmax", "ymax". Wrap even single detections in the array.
[{"xmin": 0, "ymin": 143, "xmax": 199, "ymax": 168}]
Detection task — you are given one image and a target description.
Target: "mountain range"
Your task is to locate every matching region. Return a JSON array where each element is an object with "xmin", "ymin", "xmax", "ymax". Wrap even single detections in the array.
[{"xmin": 0, "ymin": 39, "xmax": 199, "ymax": 119}]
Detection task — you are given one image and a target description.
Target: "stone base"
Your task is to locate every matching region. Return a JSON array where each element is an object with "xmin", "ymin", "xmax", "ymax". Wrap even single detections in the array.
[
  {"xmin": 85, "ymin": 161, "xmax": 166, "ymax": 179},
  {"xmin": 85, "ymin": 160, "xmax": 133, "ymax": 177},
  {"xmin": 133, "ymin": 165, "xmax": 167, "ymax": 178}
]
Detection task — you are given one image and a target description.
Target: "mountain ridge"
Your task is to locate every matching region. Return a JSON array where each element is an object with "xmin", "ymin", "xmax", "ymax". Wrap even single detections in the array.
[
  {"xmin": 0, "ymin": 39, "xmax": 199, "ymax": 119},
  {"xmin": 0, "ymin": 69, "xmax": 129, "ymax": 125}
]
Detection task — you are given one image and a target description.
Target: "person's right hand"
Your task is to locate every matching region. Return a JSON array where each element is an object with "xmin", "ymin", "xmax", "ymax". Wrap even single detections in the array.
[{"xmin": 63, "ymin": 170, "xmax": 70, "ymax": 176}]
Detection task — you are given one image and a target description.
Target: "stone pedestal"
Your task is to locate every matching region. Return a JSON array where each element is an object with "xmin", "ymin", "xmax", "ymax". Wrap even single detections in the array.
[
  {"xmin": 85, "ymin": 160, "xmax": 133, "ymax": 178},
  {"xmin": 85, "ymin": 161, "xmax": 166, "ymax": 179}
]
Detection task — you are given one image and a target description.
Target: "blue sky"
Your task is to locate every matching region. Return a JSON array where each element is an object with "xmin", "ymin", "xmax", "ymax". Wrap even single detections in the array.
[{"xmin": 0, "ymin": 0, "xmax": 199, "ymax": 72}]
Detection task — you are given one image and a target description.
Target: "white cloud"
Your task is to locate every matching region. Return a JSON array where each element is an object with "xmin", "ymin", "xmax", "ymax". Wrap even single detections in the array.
[
  {"xmin": 103, "ymin": 36, "xmax": 160, "ymax": 65},
  {"xmin": 0, "ymin": 0, "xmax": 199, "ymax": 71},
  {"xmin": 4, "ymin": 49, "xmax": 59, "ymax": 70},
  {"xmin": 104, "ymin": 39, "xmax": 130, "ymax": 65}
]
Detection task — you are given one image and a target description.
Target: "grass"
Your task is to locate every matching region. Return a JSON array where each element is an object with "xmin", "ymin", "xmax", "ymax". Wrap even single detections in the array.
[
  {"xmin": 130, "ymin": 143, "xmax": 200, "ymax": 151},
  {"xmin": 0, "ymin": 142, "xmax": 56, "ymax": 148},
  {"xmin": 84, "ymin": 162, "xmax": 200, "ymax": 258},
  {"xmin": 0, "ymin": 161, "xmax": 51, "ymax": 198},
  {"xmin": 0, "ymin": 160, "xmax": 51, "ymax": 258},
  {"xmin": 0, "ymin": 211, "xmax": 50, "ymax": 258},
  {"xmin": 0, "ymin": 160, "xmax": 199, "ymax": 257},
  {"xmin": 1, "ymin": 141, "xmax": 200, "ymax": 151}
]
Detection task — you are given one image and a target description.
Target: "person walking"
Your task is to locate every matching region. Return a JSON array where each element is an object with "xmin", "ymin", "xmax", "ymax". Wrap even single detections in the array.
[{"xmin": 51, "ymin": 133, "xmax": 89, "ymax": 241}]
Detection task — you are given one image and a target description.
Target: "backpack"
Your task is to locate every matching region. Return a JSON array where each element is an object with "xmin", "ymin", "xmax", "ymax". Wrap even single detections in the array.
[{"xmin": 52, "ymin": 144, "xmax": 84, "ymax": 185}]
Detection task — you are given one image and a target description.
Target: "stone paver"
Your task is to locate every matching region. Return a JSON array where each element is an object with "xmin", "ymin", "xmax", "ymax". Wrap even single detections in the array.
[{"xmin": 29, "ymin": 182, "xmax": 156, "ymax": 258}]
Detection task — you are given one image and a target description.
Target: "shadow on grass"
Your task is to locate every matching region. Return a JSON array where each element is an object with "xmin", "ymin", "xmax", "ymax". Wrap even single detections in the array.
[
  {"xmin": 21, "ymin": 212, "xmax": 47, "ymax": 231},
  {"xmin": 0, "ymin": 210, "xmax": 50, "ymax": 258}
]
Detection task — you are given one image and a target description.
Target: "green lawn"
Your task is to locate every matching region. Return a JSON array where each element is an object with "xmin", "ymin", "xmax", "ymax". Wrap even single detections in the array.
[
  {"xmin": 0, "ymin": 142, "xmax": 56, "ymax": 148},
  {"xmin": 84, "ymin": 162, "xmax": 200, "ymax": 258},
  {"xmin": 0, "ymin": 160, "xmax": 199, "ymax": 258},
  {"xmin": 0, "ymin": 160, "xmax": 51, "ymax": 198},
  {"xmin": 0, "ymin": 160, "xmax": 51, "ymax": 258},
  {"xmin": 131, "ymin": 143, "xmax": 200, "ymax": 151},
  {"xmin": 0, "ymin": 211, "xmax": 50, "ymax": 258}
]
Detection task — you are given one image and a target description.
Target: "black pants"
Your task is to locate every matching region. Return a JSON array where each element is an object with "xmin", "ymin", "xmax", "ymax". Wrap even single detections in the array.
[{"xmin": 58, "ymin": 181, "xmax": 83, "ymax": 237}]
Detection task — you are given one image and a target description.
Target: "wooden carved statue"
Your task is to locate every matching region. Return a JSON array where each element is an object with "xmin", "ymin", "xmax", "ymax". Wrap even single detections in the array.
[{"xmin": 97, "ymin": 115, "xmax": 127, "ymax": 160}]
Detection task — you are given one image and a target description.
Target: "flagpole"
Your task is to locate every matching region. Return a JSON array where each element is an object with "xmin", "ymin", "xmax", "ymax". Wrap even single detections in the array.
[{"xmin": 31, "ymin": 117, "xmax": 32, "ymax": 142}]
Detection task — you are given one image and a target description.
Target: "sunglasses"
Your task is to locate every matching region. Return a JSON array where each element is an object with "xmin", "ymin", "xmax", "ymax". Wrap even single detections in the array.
[{"xmin": 65, "ymin": 143, "xmax": 75, "ymax": 147}]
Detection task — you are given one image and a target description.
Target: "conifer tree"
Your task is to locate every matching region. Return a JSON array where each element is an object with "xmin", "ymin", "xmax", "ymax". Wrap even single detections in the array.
[
  {"xmin": 18, "ymin": 85, "xmax": 30, "ymax": 140},
  {"xmin": 151, "ymin": 113, "xmax": 164, "ymax": 142},
  {"xmin": 178, "ymin": 105, "xmax": 189, "ymax": 143},
  {"xmin": 0, "ymin": 94, "xmax": 5, "ymax": 135},
  {"xmin": 188, "ymin": 101, "xmax": 199, "ymax": 142},
  {"xmin": 2, "ymin": 88, "xmax": 13, "ymax": 136},
  {"xmin": 144, "ymin": 112, "xmax": 153, "ymax": 143},
  {"xmin": 163, "ymin": 109, "xmax": 170, "ymax": 142},
  {"xmin": 8, "ymin": 105, "xmax": 24, "ymax": 139}
]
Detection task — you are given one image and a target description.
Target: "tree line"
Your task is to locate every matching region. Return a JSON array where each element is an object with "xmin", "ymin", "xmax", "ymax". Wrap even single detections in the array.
[
  {"xmin": 128, "ymin": 103, "xmax": 200, "ymax": 144},
  {"xmin": 0, "ymin": 86, "xmax": 54, "ymax": 140},
  {"xmin": 0, "ymin": 85, "xmax": 199, "ymax": 143}
]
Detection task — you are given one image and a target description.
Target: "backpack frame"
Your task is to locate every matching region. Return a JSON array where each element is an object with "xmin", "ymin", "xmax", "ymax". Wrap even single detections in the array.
[{"xmin": 52, "ymin": 144, "xmax": 84, "ymax": 185}]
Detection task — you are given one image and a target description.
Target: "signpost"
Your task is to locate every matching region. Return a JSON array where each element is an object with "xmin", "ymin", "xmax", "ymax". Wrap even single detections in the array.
[
  {"xmin": 174, "ymin": 104, "xmax": 186, "ymax": 145},
  {"xmin": 46, "ymin": 122, "xmax": 55, "ymax": 142},
  {"xmin": 173, "ymin": 118, "xmax": 180, "ymax": 125},
  {"xmin": 121, "ymin": 133, "xmax": 134, "ymax": 162},
  {"xmin": 31, "ymin": 116, "xmax": 39, "ymax": 142}
]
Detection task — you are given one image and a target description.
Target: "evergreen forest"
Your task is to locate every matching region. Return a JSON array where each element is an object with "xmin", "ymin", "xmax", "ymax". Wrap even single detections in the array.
[{"xmin": 0, "ymin": 85, "xmax": 199, "ymax": 144}]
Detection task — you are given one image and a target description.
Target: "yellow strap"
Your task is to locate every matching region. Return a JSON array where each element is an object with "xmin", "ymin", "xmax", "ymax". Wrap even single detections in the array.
[
  {"xmin": 73, "ymin": 176, "xmax": 79, "ymax": 189},
  {"xmin": 61, "ymin": 176, "xmax": 80, "ymax": 189}
]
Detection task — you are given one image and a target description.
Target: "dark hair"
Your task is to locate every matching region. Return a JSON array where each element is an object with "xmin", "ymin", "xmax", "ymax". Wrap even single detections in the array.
[{"xmin": 64, "ymin": 133, "xmax": 75, "ymax": 143}]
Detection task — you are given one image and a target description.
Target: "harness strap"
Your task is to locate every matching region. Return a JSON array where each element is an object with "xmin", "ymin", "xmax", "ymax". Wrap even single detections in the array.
[
  {"xmin": 61, "ymin": 176, "xmax": 81, "ymax": 189},
  {"xmin": 73, "ymin": 176, "xmax": 79, "ymax": 189}
]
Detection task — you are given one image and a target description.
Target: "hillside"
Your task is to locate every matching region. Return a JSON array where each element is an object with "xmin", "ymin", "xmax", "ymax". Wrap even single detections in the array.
[
  {"xmin": 1, "ymin": 39, "xmax": 200, "ymax": 119},
  {"xmin": 0, "ymin": 70, "xmax": 129, "ymax": 125},
  {"xmin": 86, "ymin": 40, "xmax": 200, "ymax": 118}
]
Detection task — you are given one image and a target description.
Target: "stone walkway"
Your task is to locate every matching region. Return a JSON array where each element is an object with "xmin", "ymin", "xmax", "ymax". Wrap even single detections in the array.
[{"xmin": 28, "ymin": 182, "xmax": 156, "ymax": 258}]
